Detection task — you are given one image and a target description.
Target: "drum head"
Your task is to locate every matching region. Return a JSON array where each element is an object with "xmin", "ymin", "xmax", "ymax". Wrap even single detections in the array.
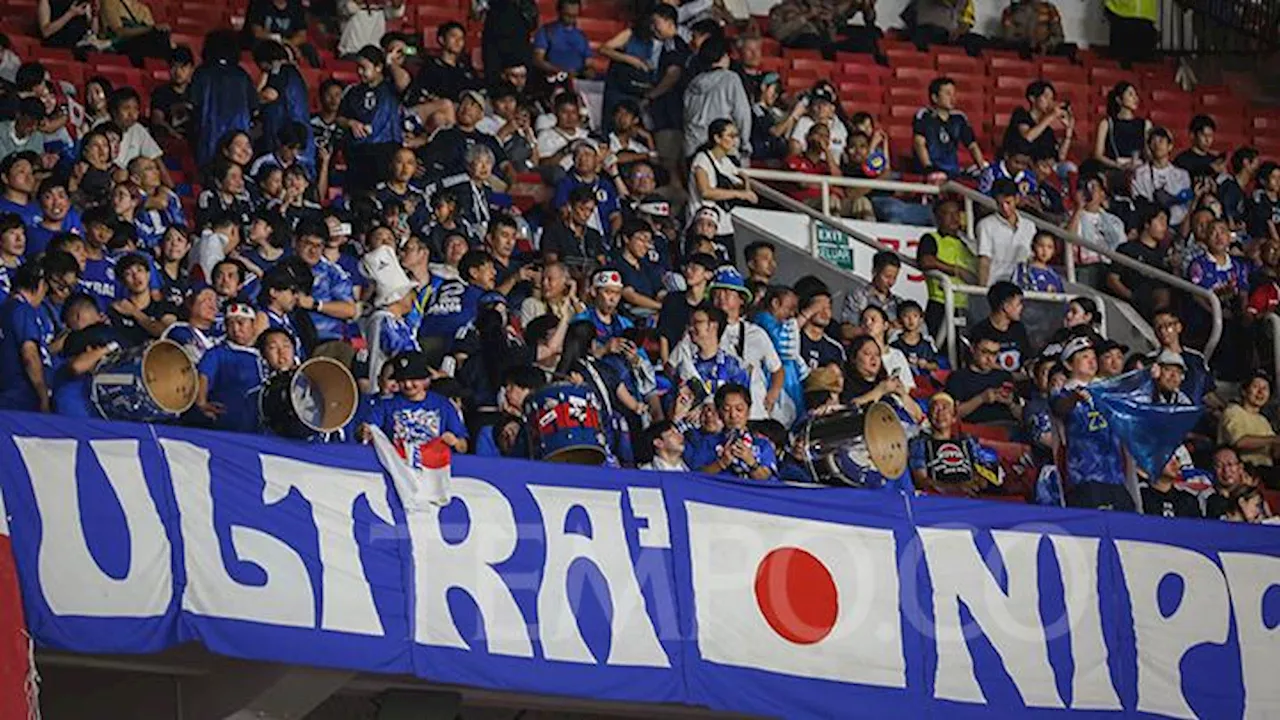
[
  {"xmin": 141, "ymin": 340, "xmax": 197, "ymax": 414},
  {"xmin": 293, "ymin": 357, "xmax": 358, "ymax": 432},
  {"xmin": 863, "ymin": 402, "xmax": 908, "ymax": 479},
  {"xmin": 544, "ymin": 445, "xmax": 607, "ymax": 465}
]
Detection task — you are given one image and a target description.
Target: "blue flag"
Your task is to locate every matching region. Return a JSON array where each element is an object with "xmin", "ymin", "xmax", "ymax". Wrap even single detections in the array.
[{"xmin": 1091, "ymin": 369, "xmax": 1204, "ymax": 479}]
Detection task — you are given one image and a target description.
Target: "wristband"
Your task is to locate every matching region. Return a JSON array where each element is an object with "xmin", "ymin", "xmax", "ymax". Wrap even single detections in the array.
[{"xmin": 316, "ymin": 299, "xmax": 325, "ymax": 313}]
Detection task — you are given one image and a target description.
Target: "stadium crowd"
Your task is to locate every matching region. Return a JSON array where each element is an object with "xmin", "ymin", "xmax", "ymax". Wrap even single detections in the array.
[{"xmin": 0, "ymin": 0, "xmax": 1274, "ymax": 523}]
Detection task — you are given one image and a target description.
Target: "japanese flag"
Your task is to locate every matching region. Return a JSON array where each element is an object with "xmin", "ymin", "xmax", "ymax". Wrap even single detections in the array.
[
  {"xmin": 684, "ymin": 501, "xmax": 905, "ymax": 688},
  {"xmin": 369, "ymin": 426, "xmax": 452, "ymax": 511}
]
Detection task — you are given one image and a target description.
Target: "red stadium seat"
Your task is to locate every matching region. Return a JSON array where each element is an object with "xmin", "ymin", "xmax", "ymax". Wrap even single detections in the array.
[
  {"xmin": 1088, "ymin": 66, "xmax": 1131, "ymax": 88},
  {"xmin": 885, "ymin": 48, "xmax": 933, "ymax": 70},
  {"xmin": 1041, "ymin": 64, "xmax": 1086, "ymax": 85},
  {"xmin": 781, "ymin": 47, "xmax": 823, "ymax": 62},
  {"xmin": 960, "ymin": 423, "xmax": 1014, "ymax": 443},
  {"xmin": 936, "ymin": 53, "xmax": 982, "ymax": 75},
  {"xmin": 758, "ymin": 56, "xmax": 787, "ymax": 73}
]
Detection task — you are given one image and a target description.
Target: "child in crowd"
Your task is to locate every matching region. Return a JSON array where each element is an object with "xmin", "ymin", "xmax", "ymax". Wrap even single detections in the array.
[
  {"xmin": 1012, "ymin": 231, "xmax": 1066, "ymax": 293},
  {"xmin": 891, "ymin": 300, "xmax": 940, "ymax": 374}
]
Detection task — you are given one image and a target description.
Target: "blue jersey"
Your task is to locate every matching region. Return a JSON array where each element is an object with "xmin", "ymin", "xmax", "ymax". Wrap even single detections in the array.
[
  {"xmin": 572, "ymin": 307, "xmax": 634, "ymax": 344},
  {"xmin": 133, "ymin": 209, "xmax": 171, "ymax": 250},
  {"xmin": 1187, "ymin": 253, "xmax": 1250, "ymax": 298},
  {"xmin": 0, "ymin": 197, "xmax": 40, "ymax": 226},
  {"xmin": 25, "ymin": 210, "xmax": 84, "ymax": 257},
  {"xmin": 0, "ymin": 293, "xmax": 53, "ymax": 410},
  {"xmin": 376, "ymin": 313, "xmax": 420, "ymax": 357},
  {"xmin": 339, "ymin": 80, "xmax": 404, "ymax": 146},
  {"xmin": 1054, "ymin": 382, "xmax": 1126, "ymax": 487},
  {"xmin": 362, "ymin": 391, "xmax": 468, "ymax": 450},
  {"xmin": 419, "ymin": 279, "xmax": 485, "ymax": 344},
  {"xmin": 1012, "ymin": 262, "xmax": 1065, "ymax": 293},
  {"xmin": 0, "ymin": 263, "xmax": 17, "ymax": 302},
  {"xmin": 307, "ymin": 257, "xmax": 356, "ymax": 342},
  {"xmin": 262, "ymin": 309, "xmax": 305, "ymax": 360},
  {"xmin": 258, "ymin": 65, "xmax": 316, "ymax": 169},
  {"xmin": 684, "ymin": 349, "xmax": 749, "ymax": 397},
  {"xmin": 190, "ymin": 59, "xmax": 257, "ymax": 167},
  {"xmin": 699, "ymin": 429, "xmax": 779, "ymax": 480},
  {"xmin": 163, "ymin": 322, "xmax": 219, "ymax": 362},
  {"xmin": 79, "ymin": 255, "xmax": 117, "ymax": 308},
  {"xmin": 891, "ymin": 334, "xmax": 939, "ymax": 369},
  {"xmin": 912, "ymin": 108, "xmax": 976, "ymax": 176},
  {"xmin": 197, "ymin": 340, "xmax": 267, "ymax": 433}
]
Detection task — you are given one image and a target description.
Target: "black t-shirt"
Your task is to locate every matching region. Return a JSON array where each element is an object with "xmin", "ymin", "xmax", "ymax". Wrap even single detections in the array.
[
  {"xmin": 946, "ymin": 367, "xmax": 1015, "ymax": 424},
  {"xmin": 840, "ymin": 373, "xmax": 880, "ymax": 406},
  {"xmin": 108, "ymin": 300, "xmax": 180, "ymax": 348},
  {"xmin": 1173, "ymin": 148, "xmax": 1218, "ymax": 180},
  {"xmin": 540, "ymin": 217, "xmax": 604, "ymax": 268},
  {"xmin": 657, "ymin": 290, "xmax": 697, "ymax": 348},
  {"xmin": 649, "ymin": 38, "xmax": 691, "ymax": 132},
  {"xmin": 1141, "ymin": 484, "xmax": 1203, "ymax": 518},
  {"xmin": 1248, "ymin": 190, "xmax": 1280, "ymax": 241},
  {"xmin": 245, "ymin": 0, "xmax": 306, "ymax": 37},
  {"xmin": 966, "ymin": 318, "xmax": 1032, "ymax": 374},
  {"xmin": 1001, "ymin": 107, "xmax": 1058, "ymax": 160},
  {"xmin": 150, "ymin": 83, "xmax": 192, "ymax": 134},
  {"xmin": 800, "ymin": 330, "xmax": 846, "ymax": 371},
  {"xmin": 419, "ymin": 126, "xmax": 508, "ymax": 180},
  {"xmin": 414, "ymin": 55, "xmax": 482, "ymax": 102},
  {"xmin": 1113, "ymin": 240, "xmax": 1167, "ymax": 297},
  {"xmin": 1205, "ymin": 492, "xmax": 1230, "ymax": 519}
]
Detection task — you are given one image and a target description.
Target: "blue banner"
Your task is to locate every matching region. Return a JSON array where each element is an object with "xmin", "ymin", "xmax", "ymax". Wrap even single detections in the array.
[{"xmin": 0, "ymin": 412, "xmax": 1277, "ymax": 719}]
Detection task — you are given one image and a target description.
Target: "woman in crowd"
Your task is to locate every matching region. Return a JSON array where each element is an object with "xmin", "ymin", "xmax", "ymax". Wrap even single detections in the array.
[
  {"xmin": 1093, "ymin": 81, "xmax": 1152, "ymax": 174},
  {"xmin": 689, "ymin": 119, "xmax": 755, "ymax": 257}
]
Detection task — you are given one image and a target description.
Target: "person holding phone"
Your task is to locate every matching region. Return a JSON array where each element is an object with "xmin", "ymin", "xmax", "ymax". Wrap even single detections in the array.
[
  {"xmin": 946, "ymin": 332, "xmax": 1022, "ymax": 425},
  {"xmin": 38, "ymin": 0, "xmax": 105, "ymax": 49}
]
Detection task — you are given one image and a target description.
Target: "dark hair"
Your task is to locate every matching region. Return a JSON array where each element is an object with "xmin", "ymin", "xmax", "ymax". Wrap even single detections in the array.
[
  {"xmin": 556, "ymin": 0, "xmax": 580, "ymax": 9},
  {"xmin": 1258, "ymin": 161, "xmax": 1280, "ymax": 187},
  {"xmin": 0, "ymin": 213, "xmax": 24, "ymax": 240},
  {"xmin": 762, "ymin": 284, "xmax": 795, "ymax": 310},
  {"xmin": 793, "ymin": 275, "xmax": 829, "ymax": 304},
  {"xmin": 1106, "ymin": 82, "xmax": 1136, "ymax": 118},
  {"xmin": 898, "ymin": 299, "xmax": 923, "ymax": 317},
  {"xmin": 107, "ymin": 87, "xmax": 141, "ymax": 117},
  {"xmin": 524, "ymin": 313, "xmax": 560, "ymax": 349},
  {"xmin": 846, "ymin": 335, "xmax": 885, "ymax": 380},
  {"xmin": 503, "ymin": 364, "xmax": 548, "ymax": 392},
  {"xmin": 202, "ymin": 29, "xmax": 242, "ymax": 64},
  {"xmin": 928, "ymin": 76, "xmax": 955, "ymax": 101},
  {"xmin": 14, "ymin": 62, "xmax": 46, "ymax": 93},
  {"xmin": 1070, "ymin": 296, "xmax": 1100, "ymax": 326},
  {"xmin": 116, "ymin": 252, "xmax": 151, "ymax": 277},
  {"xmin": 872, "ymin": 250, "xmax": 901, "ymax": 273},
  {"xmin": 437, "ymin": 22, "xmax": 465, "ymax": 43},
  {"xmin": 714, "ymin": 381, "xmax": 751, "ymax": 409},
  {"xmin": 320, "ymin": 78, "xmax": 344, "ymax": 96},
  {"xmin": 212, "ymin": 258, "xmax": 246, "ymax": 285},
  {"xmin": 11, "ymin": 261, "xmax": 43, "ymax": 293},
  {"xmin": 650, "ymin": 3, "xmax": 678, "ymax": 26},
  {"xmin": 295, "ymin": 218, "xmax": 330, "ymax": 243},
  {"xmin": 81, "ymin": 204, "xmax": 116, "ymax": 229},
  {"xmin": 1190, "ymin": 114, "xmax": 1216, "ymax": 135},
  {"xmin": 987, "ymin": 280, "xmax": 1022, "ymax": 311},
  {"xmin": 488, "ymin": 212, "xmax": 519, "ymax": 236},
  {"xmin": 693, "ymin": 34, "xmax": 729, "ymax": 73},
  {"xmin": 1226, "ymin": 146, "xmax": 1258, "ymax": 175},
  {"xmin": 489, "ymin": 82, "xmax": 519, "ymax": 102},
  {"xmin": 0, "ymin": 150, "xmax": 37, "ymax": 178},
  {"xmin": 744, "ymin": 240, "xmax": 775, "ymax": 264},
  {"xmin": 256, "ymin": 326, "xmax": 294, "ymax": 353},
  {"xmin": 41, "ymin": 250, "xmax": 79, "ymax": 281},
  {"xmin": 859, "ymin": 304, "xmax": 888, "ymax": 326},
  {"xmin": 691, "ymin": 303, "xmax": 727, "ymax": 335},
  {"xmin": 207, "ymin": 157, "xmax": 239, "ymax": 186},
  {"xmin": 257, "ymin": 268, "xmax": 297, "ymax": 307},
  {"xmin": 458, "ymin": 250, "xmax": 493, "ymax": 283},
  {"xmin": 36, "ymin": 176, "xmax": 67, "ymax": 199},
  {"xmin": 1025, "ymin": 80, "xmax": 1055, "ymax": 101},
  {"xmin": 567, "ymin": 184, "xmax": 596, "ymax": 206},
  {"xmin": 355, "ymin": 45, "xmax": 386, "ymax": 68},
  {"xmin": 556, "ymin": 319, "xmax": 599, "ymax": 375},
  {"xmin": 850, "ymin": 111, "xmax": 873, "ymax": 127},
  {"xmin": 252, "ymin": 39, "xmax": 290, "ymax": 66}
]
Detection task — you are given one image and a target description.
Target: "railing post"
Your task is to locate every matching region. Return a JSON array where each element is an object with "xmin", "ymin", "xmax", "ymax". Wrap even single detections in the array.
[
  {"xmin": 808, "ymin": 217, "xmax": 818, "ymax": 258},
  {"xmin": 963, "ymin": 196, "xmax": 974, "ymax": 239},
  {"xmin": 1064, "ymin": 234, "xmax": 1077, "ymax": 284},
  {"xmin": 1268, "ymin": 314, "xmax": 1280, "ymax": 386},
  {"xmin": 1205, "ymin": 295, "xmax": 1224, "ymax": 362},
  {"xmin": 821, "ymin": 178, "xmax": 831, "ymax": 217}
]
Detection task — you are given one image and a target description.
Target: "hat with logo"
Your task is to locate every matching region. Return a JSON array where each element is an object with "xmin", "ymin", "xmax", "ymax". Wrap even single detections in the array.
[
  {"xmin": 393, "ymin": 351, "xmax": 433, "ymax": 381},
  {"xmin": 592, "ymin": 268, "xmax": 623, "ymax": 289},
  {"xmin": 225, "ymin": 302, "xmax": 255, "ymax": 320},
  {"xmin": 708, "ymin": 265, "xmax": 752, "ymax": 303},
  {"xmin": 1155, "ymin": 349, "xmax": 1187, "ymax": 369},
  {"xmin": 1061, "ymin": 335, "xmax": 1094, "ymax": 362}
]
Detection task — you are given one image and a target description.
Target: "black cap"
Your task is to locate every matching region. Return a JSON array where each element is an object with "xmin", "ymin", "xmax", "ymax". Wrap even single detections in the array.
[
  {"xmin": 170, "ymin": 45, "xmax": 194, "ymax": 65},
  {"xmin": 1097, "ymin": 338, "xmax": 1130, "ymax": 355},
  {"xmin": 392, "ymin": 351, "xmax": 433, "ymax": 381},
  {"xmin": 685, "ymin": 252, "xmax": 719, "ymax": 272},
  {"xmin": 16, "ymin": 97, "xmax": 45, "ymax": 121}
]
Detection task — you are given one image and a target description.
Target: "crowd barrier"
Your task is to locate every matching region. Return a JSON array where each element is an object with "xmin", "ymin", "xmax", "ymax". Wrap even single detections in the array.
[{"xmin": 0, "ymin": 412, "xmax": 1277, "ymax": 719}]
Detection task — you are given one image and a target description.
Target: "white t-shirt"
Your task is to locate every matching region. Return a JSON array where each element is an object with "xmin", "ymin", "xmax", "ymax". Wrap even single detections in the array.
[
  {"xmin": 1072, "ymin": 208, "xmax": 1127, "ymax": 266},
  {"xmin": 688, "ymin": 150, "xmax": 742, "ymax": 236},
  {"xmin": 790, "ymin": 115, "xmax": 849, "ymax": 161},
  {"xmin": 535, "ymin": 126, "xmax": 590, "ymax": 170},
  {"xmin": 976, "ymin": 212, "xmax": 1035, "ymax": 283},
  {"xmin": 116, "ymin": 122, "xmax": 162, "ymax": 169},
  {"xmin": 882, "ymin": 347, "xmax": 916, "ymax": 392},
  {"xmin": 1130, "ymin": 161, "xmax": 1193, "ymax": 226},
  {"xmin": 669, "ymin": 319, "xmax": 783, "ymax": 422}
]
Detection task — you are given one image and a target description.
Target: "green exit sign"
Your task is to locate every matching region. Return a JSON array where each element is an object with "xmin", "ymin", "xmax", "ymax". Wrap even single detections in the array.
[{"xmin": 815, "ymin": 222, "xmax": 854, "ymax": 272}]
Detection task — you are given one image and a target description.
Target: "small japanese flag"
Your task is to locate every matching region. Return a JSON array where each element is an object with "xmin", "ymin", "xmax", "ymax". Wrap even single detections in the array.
[
  {"xmin": 685, "ymin": 501, "xmax": 906, "ymax": 689},
  {"xmin": 369, "ymin": 426, "xmax": 452, "ymax": 511}
]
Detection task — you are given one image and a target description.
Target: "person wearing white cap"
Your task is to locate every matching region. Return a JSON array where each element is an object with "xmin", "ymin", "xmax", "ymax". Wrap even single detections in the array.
[
  {"xmin": 571, "ymin": 267, "xmax": 635, "ymax": 349},
  {"xmin": 360, "ymin": 245, "xmax": 423, "ymax": 388},
  {"xmin": 1150, "ymin": 350, "xmax": 1193, "ymax": 405},
  {"xmin": 552, "ymin": 138, "xmax": 621, "ymax": 236},
  {"xmin": 195, "ymin": 301, "xmax": 268, "ymax": 433},
  {"xmin": 1052, "ymin": 334, "xmax": 1134, "ymax": 511}
]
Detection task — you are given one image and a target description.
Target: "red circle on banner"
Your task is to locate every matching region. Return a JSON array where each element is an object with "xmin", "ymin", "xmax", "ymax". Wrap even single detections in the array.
[{"xmin": 753, "ymin": 547, "xmax": 839, "ymax": 645}]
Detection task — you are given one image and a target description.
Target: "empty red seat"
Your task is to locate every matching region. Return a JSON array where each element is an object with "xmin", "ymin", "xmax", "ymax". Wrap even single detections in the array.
[
  {"xmin": 893, "ymin": 66, "xmax": 934, "ymax": 86},
  {"xmin": 1089, "ymin": 66, "xmax": 1131, "ymax": 88},
  {"xmin": 936, "ymin": 53, "xmax": 982, "ymax": 74},
  {"xmin": 886, "ymin": 84, "xmax": 923, "ymax": 104},
  {"xmin": 1042, "ymin": 64, "xmax": 1087, "ymax": 85},
  {"xmin": 758, "ymin": 56, "xmax": 786, "ymax": 73},
  {"xmin": 790, "ymin": 58, "xmax": 833, "ymax": 76},
  {"xmin": 781, "ymin": 47, "xmax": 823, "ymax": 62},
  {"xmin": 885, "ymin": 48, "xmax": 933, "ymax": 70}
]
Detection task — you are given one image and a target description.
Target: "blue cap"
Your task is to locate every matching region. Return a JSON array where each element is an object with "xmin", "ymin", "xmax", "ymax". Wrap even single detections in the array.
[{"xmin": 708, "ymin": 265, "xmax": 752, "ymax": 303}]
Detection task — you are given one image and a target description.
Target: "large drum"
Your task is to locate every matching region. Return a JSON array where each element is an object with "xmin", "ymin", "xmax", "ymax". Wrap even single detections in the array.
[
  {"xmin": 525, "ymin": 383, "xmax": 608, "ymax": 465},
  {"xmin": 798, "ymin": 402, "xmax": 909, "ymax": 489},
  {"xmin": 260, "ymin": 357, "xmax": 359, "ymax": 439},
  {"xmin": 91, "ymin": 339, "xmax": 198, "ymax": 422}
]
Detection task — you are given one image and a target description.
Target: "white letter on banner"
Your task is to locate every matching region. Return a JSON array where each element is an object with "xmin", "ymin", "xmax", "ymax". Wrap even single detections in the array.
[
  {"xmin": 1046, "ymin": 535, "xmax": 1121, "ymax": 711},
  {"xmin": 407, "ymin": 476, "xmax": 532, "ymax": 657},
  {"xmin": 528, "ymin": 485, "xmax": 668, "ymax": 667},
  {"xmin": 1220, "ymin": 552, "xmax": 1280, "ymax": 720},
  {"xmin": 1115, "ymin": 540, "xmax": 1229, "ymax": 719},
  {"xmin": 16, "ymin": 437, "xmax": 172, "ymax": 617},
  {"xmin": 161, "ymin": 439, "xmax": 315, "ymax": 628},
  {"xmin": 919, "ymin": 528, "xmax": 1064, "ymax": 708},
  {"xmin": 260, "ymin": 455, "xmax": 393, "ymax": 636}
]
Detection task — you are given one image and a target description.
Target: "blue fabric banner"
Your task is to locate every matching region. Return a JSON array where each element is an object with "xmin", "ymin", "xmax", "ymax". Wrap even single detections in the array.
[{"xmin": 0, "ymin": 412, "xmax": 1277, "ymax": 719}]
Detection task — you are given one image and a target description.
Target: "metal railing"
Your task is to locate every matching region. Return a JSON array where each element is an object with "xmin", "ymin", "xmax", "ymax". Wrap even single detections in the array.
[
  {"xmin": 1267, "ymin": 314, "xmax": 1280, "ymax": 388},
  {"xmin": 736, "ymin": 167, "xmax": 1223, "ymax": 363},
  {"xmin": 942, "ymin": 181, "xmax": 1223, "ymax": 362},
  {"xmin": 1160, "ymin": 0, "xmax": 1280, "ymax": 54}
]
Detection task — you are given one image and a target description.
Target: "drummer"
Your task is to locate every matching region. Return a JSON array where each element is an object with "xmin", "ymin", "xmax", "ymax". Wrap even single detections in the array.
[
  {"xmin": 109, "ymin": 253, "xmax": 179, "ymax": 347},
  {"xmin": 162, "ymin": 285, "xmax": 221, "ymax": 362},
  {"xmin": 194, "ymin": 302, "xmax": 268, "ymax": 433},
  {"xmin": 50, "ymin": 293, "xmax": 118, "ymax": 418},
  {"xmin": 908, "ymin": 393, "xmax": 989, "ymax": 497},
  {"xmin": 356, "ymin": 351, "xmax": 469, "ymax": 455},
  {"xmin": 692, "ymin": 383, "xmax": 777, "ymax": 481},
  {"xmin": 256, "ymin": 269, "xmax": 305, "ymax": 362}
]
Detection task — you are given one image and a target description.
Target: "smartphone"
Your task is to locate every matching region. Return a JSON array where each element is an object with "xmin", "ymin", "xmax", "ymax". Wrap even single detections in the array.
[{"xmin": 402, "ymin": 46, "xmax": 418, "ymax": 56}]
